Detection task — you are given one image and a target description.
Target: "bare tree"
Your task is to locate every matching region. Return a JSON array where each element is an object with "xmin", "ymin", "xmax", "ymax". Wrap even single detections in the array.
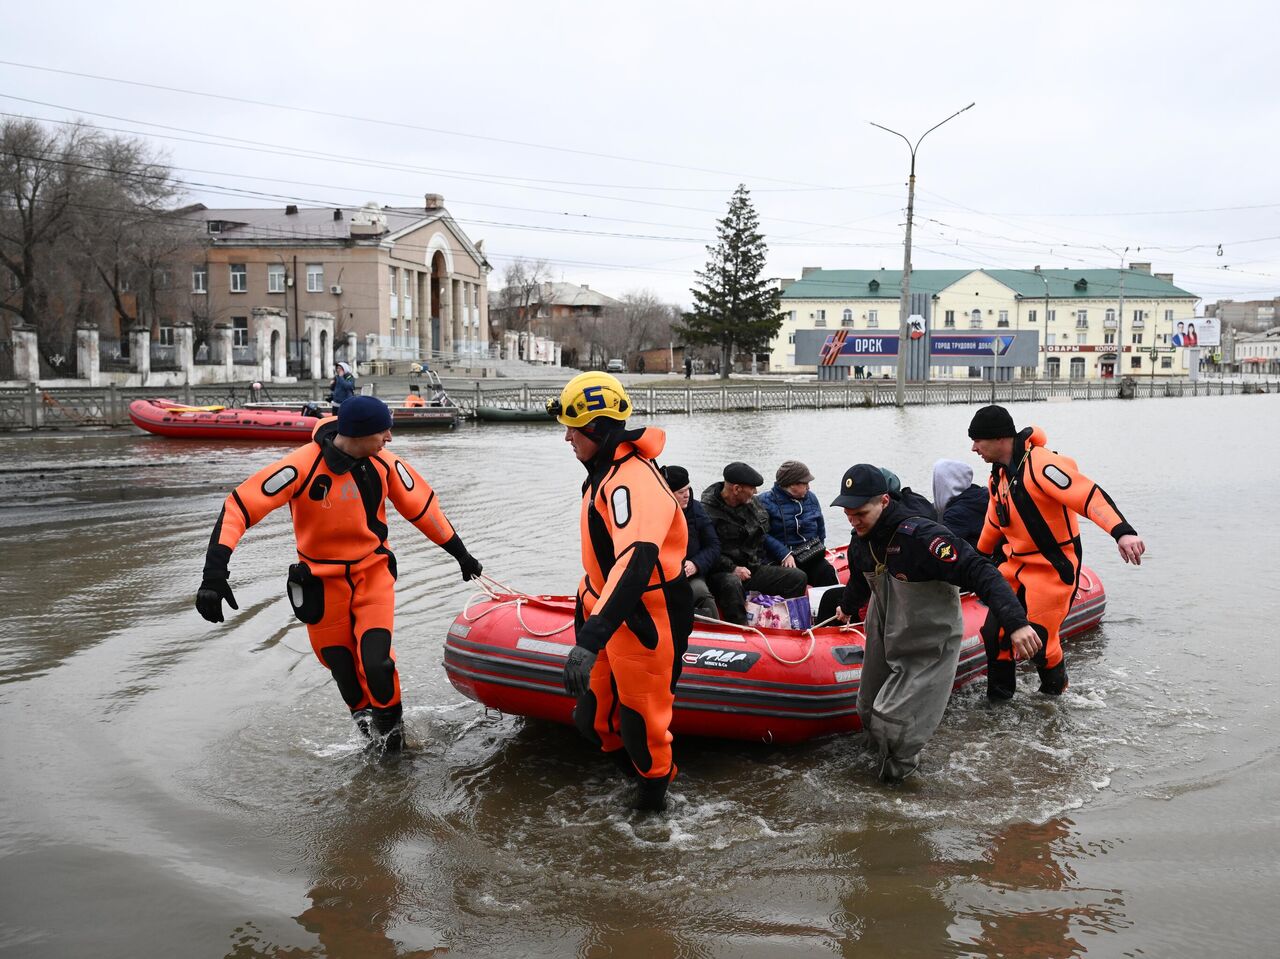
[
  {"xmin": 0, "ymin": 119, "xmax": 90, "ymax": 339},
  {"xmin": 492, "ymin": 257, "xmax": 552, "ymax": 358}
]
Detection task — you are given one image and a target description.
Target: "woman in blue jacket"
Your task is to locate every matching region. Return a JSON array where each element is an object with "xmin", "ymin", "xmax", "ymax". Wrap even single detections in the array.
[
  {"xmin": 759, "ymin": 460, "xmax": 839, "ymax": 587},
  {"xmin": 661, "ymin": 465, "xmax": 720, "ymax": 618}
]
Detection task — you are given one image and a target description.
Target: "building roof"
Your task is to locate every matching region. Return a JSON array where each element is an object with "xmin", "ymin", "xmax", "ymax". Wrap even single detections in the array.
[
  {"xmin": 493, "ymin": 281, "xmax": 620, "ymax": 309},
  {"xmin": 781, "ymin": 269, "xmax": 970, "ymax": 299},
  {"xmin": 781, "ymin": 268, "xmax": 1197, "ymax": 300}
]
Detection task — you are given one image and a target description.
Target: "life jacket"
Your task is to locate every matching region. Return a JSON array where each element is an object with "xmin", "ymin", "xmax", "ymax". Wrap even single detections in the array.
[
  {"xmin": 977, "ymin": 425, "xmax": 1133, "ymax": 585},
  {"xmin": 210, "ymin": 418, "xmax": 456, "ymax": 567}
]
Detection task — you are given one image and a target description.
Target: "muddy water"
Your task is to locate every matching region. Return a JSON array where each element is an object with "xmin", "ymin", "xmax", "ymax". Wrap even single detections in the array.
[{"xmin": 0, "ymin": 395, "xmax": 1277, "ymax": 958}]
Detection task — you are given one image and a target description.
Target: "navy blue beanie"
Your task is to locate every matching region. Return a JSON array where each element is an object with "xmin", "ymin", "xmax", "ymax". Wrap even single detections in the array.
[{"xmin": 337, "ymin": 396, "xmax": 392, "ymax": 437}]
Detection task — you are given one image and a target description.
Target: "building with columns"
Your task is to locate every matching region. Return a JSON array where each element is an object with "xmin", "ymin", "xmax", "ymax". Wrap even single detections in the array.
[
  {"xmin": 185, "ymin": 194, "xmax": 490, "ymax": 369},
  {"xmin": 772, "ymin": 264, "xmax": 1199, "ymax": 380}
]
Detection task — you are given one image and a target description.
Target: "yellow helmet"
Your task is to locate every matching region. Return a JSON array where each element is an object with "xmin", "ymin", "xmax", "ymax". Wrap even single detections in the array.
[{"xmin": 547, "ymin": 371, "xmax": 632, "ymax": 428}]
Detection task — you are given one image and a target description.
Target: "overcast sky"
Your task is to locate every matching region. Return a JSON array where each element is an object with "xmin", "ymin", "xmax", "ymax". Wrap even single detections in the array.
[{"xmin": 3, "ymin": 0, "xmax": 1277, "ymax": 308}]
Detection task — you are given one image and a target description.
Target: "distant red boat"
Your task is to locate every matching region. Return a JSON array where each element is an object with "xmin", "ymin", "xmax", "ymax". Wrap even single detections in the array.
[
  {"xmin": 444, "ymin": 556, "xmax": 1108, "ymax": 744},
  {"xmin": 128, "ymin": 398, "xmax": 316, "ymax": 441}
]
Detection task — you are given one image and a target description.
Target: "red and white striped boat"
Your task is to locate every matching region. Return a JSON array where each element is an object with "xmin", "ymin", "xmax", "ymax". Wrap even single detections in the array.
[{"xmin": 444, "ymin": 551, "xmax": 1107, "ymax": 744}]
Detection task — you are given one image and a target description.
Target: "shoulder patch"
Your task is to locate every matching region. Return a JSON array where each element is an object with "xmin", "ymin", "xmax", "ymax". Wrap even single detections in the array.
[
  {"xmin": 261, "ymin": 465, "xmax": 297, "ymax": 496},
  {"xmin": 611, "ymin": 485, "xmax": 631, "ymax": 527},
  {"xmin": 1042, "ymin": 464, "xmax": 1072, "ymax": 490},
  {"xmin": 898, "ymin": 518, "xmax": 922, "ymax": 535},
  {"xmin": 929, "ymin": 536, "xmax": 959, "ymax": 563}
]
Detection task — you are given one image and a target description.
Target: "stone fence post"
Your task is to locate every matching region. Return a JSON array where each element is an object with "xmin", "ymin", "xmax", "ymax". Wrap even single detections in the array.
[
  {"xmin": 76, "ymin": 324, "xmax": 101, "ymax": 386},
  {"xmin": 11, "ymin": 324, "xmax": 40, "ymax": 382}
]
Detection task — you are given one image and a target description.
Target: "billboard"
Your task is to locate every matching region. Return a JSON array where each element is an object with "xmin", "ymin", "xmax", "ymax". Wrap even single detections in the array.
[{"xmin": 1171, "ymin": 317, "xmax": 1218, "ymax": 348}]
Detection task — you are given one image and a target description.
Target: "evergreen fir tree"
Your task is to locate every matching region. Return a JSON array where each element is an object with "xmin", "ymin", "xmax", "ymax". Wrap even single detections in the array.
[{"xmin": 676, "ymin": 184, "xmax": 782, "ymax": 379}]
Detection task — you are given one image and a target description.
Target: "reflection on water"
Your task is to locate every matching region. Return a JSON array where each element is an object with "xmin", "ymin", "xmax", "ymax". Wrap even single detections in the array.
[{"xmin": 1, "ymin": 396, "xmax": 1278, "ymax": 957}]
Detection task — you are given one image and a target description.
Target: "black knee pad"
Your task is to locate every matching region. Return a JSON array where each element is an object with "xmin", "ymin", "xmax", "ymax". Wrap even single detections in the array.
[
  {"xmin": 572, "ymin": 692, "xmax": 602, "ymax": 747},
  {"xmin": 319, "ymin": 645, "xmax": 365, "ymax": 709},
  {"xmin": 358, "ymin": 628, "xmax": 397, "ymax": 705},
  {"xmin": 618, "ymin": 703, "xmax": 654, "ymax": 775}
]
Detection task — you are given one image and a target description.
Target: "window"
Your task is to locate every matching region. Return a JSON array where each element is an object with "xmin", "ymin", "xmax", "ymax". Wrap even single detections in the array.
[
  {"xmin": 268, "ymin": 263, "xmax": 286, "ymax": 294},
  {"xmin": 1132, "ymin": 333, "xmax": 1143, "ymax": 345},
  {"xmin": 1045, "ymin": 332, "xmax": 1056, "ymax": 346},
  {"xmin": 968, "ymin": 366, "xmax": 982, "ymax": 378},
  {"xmin": 229, "ymin": 264, "xmax": 247, "ymax": 293},
  {"xmin": 842, "ymin": 308, "xmax": 853, "ymax": 326},
  {"xmin": 787, "ymin": 332, "xmax": 795, "ymax": 344},
  {"xmin": 207, "ymin": 221, "xmax": 222, "ymax": 234},
  {"xmin": 1028, "ymin": 309, "xmax": 1037, "ymax": 323},
  {"xmin": 1131, "ymin": 356, "xmax": 1142, "ymax": 370},
  {"xmin": 1104, "ymin": 332, "xmax": 1116, "ymax": 345},
  {"xmin": 1132, "ymin": 309, "xmax": 1145, "ymax": 328},
  {"xmin": 1070, "ymin": 357, "xmax": 1085, "ymax": 379},
  {"xmin": 1047, "ymin": 309, "xmax": 1056, "ymax": 323},
  {"xmin": 867, "ymin": 310, "xmax": 878, "ymax": 328},
  {"xmin": 192, "ymin": 265, "xmax": 207, "ymax": 294},
  {"xmin": 1076, "ymin": 332, "xmax": 1088, "ymax": 345},
  {"xmin": 1165, "ymin": 309, "xmax": 1174, "ymax": 323},
  {"xmin": 789, "ymin": 310, "xmax": 797, "ymax": 322},
  {"xmin": 1076, "ymin": 310, "xmax": 1088, "ymax": 329},
  {"xmin": 390, "ymin": 317, "xmax": 397, "ymax": 344},
  {"xmin": 1161, "ymin": 356, "xmax": 1173, "ymax": 369},
  {"xmin": 945, "ymin": 309, "xmax": 955, "ymax": 328},
  {"xmin": 403, "ymin": 271, "xmax": 413, "ymax": 319},
  {"xmin": 232, "ymin": 316, "xmax": 248, "ymax": 347},
  {"xmin": 814, "ymin": 308, "xmax": 826, "ymax": 327},
  {"xmin": 998, "ymin": 310, "xmax": 1009, "ymax": 327},
  {"xmin": 970, "ymin": 309, "xmax": 982, "ymax": 329},
  {"xmin": 306, "ymin": 263, "xmax": 324, "ymax": 293},
  {"xmin": 157, "ymin": 326, "xmax": 175, "ymax": 346},
  {"xmin": 786, "ymin": 353, "xmax": 795, "ymax": 365},
  {"xmin": 389, "ymin": 267, "xmax": 399, "ymax": 317},
  {"xmin": 1045, "ymin": 357, "xmax": 1060, "ymax": 379},
  {"xmin": 1105, "ymin": 308, "xmax": 1116, "ymax": 324}
]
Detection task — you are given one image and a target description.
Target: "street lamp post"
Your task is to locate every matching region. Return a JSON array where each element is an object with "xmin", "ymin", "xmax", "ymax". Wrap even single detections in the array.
[{"xmin": 871, "ymin": 102, "xmax": 975, "ymax": 408}]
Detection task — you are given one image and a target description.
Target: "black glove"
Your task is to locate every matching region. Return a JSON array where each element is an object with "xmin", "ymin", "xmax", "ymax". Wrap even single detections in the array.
[
  {"xmin": 563, "ymin": 645, "xmax": 597, "ymax": 697},
  {"xmin": 457, "ymin": 553, "xmax": 482, "ymax": 582},
  {"xmin": 196, "ymin": 577, "xmax": 239, "ymax": 623}
]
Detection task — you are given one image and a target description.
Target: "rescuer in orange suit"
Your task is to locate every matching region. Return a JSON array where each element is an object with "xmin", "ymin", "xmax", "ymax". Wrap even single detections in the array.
[
  {"xmin": 548, "ymin": 372, "xmax": 694, "ymax": 812},
  {"xmin": 969, "ymin": 405, "xmax": 1145, "ymax": 699},
  {"xmin": 195, "ymin": 396, "xmax": 482, "ymax": 750}
]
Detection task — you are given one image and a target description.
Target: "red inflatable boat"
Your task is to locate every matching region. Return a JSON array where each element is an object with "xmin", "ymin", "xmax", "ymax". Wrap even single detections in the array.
[
  {"xmin": 129, "ymin": 398, "xmax": 317, "ymax": 441},
  {"xmin": 444, "ymin": 556, "xmax": 1107, "ymax": 744}
]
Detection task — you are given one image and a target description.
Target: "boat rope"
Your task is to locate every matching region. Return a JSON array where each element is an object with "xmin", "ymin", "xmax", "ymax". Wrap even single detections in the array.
[
  {"xmin": 461, "ymin": 574, "xmax": 574, "ymax": 637},
  {"xmin": 693, "ymin": 612, "xmax": 817, "ymax": 666}
]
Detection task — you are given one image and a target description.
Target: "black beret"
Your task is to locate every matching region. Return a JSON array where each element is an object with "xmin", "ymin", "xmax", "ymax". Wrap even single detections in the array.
[
  {"xmin": 662, "ymin": 465, "xmax": 690, "ymax": 492},
  {"xmin": 723, "ymin": 461, "xmax": 763, "ymax": 487}
]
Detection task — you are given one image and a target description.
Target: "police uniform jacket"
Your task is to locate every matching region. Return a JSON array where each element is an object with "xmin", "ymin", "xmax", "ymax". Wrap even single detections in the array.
[{"xmin": 840, "ymin": 499, "xmax": 1029, "ymax": 631}]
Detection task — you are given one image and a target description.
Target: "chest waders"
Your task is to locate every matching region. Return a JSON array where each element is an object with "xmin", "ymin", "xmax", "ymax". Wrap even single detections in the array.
[{"xmin": 856, "ymin": 551, "xmax": 964, "ymax": 783}]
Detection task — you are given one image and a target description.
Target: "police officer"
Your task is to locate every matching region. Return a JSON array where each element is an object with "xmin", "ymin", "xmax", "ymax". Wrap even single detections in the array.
[
  {"xmin": 832, "ymin": 464, "xmax": 1038, "ymax": 782},
  {"xmin": 549, "ymin": 372, "xmax": 694, "ymax": 811}
]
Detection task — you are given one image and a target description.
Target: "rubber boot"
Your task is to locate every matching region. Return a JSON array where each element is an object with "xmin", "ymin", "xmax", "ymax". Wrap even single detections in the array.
[
  {"xmin": 370, "ymin": 704, "xmax": 404, "ymax": 753},
  {"xmin": 634, "ymin": 769, "xmax": 674, "ymax": 812},
  {"xmin": 351, "ymin": 708, "xmax": 373, "ymax": 739},
  {"xmin": 608, "ymin": 748, "xmax": 639, "ymax": 781},
  {"xmin": 879, "ymin": 753, "xmax": 920, "ymax": 785}
]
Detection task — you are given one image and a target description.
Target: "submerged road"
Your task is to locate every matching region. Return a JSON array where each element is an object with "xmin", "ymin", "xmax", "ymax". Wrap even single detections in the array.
[{"xmin": 0, "ymin": 394, "xmax": 1276, "ymax": 958}]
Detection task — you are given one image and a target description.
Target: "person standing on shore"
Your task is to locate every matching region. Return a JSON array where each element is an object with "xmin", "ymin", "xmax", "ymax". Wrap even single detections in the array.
[
  {"xmin": 549, "ymin": 372, "xmax": 694, "ymax": 811},
  {"xmin": 968, "ymin": 404, "xmax": 1146, "ymax": 700},
  {"xmin": 194, "ymin": 396, "xmax": 483, "ymax": 750}
]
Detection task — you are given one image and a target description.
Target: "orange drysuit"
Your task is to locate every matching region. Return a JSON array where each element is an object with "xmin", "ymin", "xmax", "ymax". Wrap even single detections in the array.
[
  {"xmin": 977, "ymin": 425, "xmax": 1136, "ymax": 697},
  {"xmin": 202, "ymin": 417, "xmax": 467, "ymax": 735},
  {"xmin": 572, "ymin": 426, "xmax": 694, "ymax": 783}
]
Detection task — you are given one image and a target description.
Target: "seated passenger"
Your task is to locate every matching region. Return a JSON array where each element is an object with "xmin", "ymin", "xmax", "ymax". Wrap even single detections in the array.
[
  {"xmin": 931, "ymin": 458, "xmax": 988, "ymax": 547},
  {"xmin": 661, "ymin": 465, "xmax": 720, "ymax": 619},
  {"xmin": 403, "ymin": 384, "xmax": 427, "ymax": 407},
  {"xmin": 759, "ymin": 460, "xmax": 839, "ymax": 587},
  {"xmin": 700, "ymin": 462, "xmax": 808, "ymax": 625}
]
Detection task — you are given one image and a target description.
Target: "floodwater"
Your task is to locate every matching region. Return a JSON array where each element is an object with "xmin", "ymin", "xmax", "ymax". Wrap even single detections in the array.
[{"xmin": 1, "ymin": 394, "xmax": 1277, "ymax": 959}]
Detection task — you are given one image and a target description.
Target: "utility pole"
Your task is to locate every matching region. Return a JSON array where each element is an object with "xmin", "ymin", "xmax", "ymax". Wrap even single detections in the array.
[{"xmin": 872, "ymin": 103, "xmax": 975, "ymax": 407}]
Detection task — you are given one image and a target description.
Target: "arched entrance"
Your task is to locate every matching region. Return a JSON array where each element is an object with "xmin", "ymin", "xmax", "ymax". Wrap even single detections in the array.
[
  {"xmin": 430, "ymin": 250, "xmax": 447, "ymax": 358},
  {"xmin": 1099, "ymin": 352, "xmax": 1117, "ymax": 379}
]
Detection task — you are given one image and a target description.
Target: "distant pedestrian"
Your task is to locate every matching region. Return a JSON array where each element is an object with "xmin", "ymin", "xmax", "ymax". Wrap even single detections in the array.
[
  {"xmin": 329, "ymin": 361, "xmax": 356, "ymax": 405},
  {"xmin": 684, "ymin": 356, "xmax": 693, "ymax": 379}
]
